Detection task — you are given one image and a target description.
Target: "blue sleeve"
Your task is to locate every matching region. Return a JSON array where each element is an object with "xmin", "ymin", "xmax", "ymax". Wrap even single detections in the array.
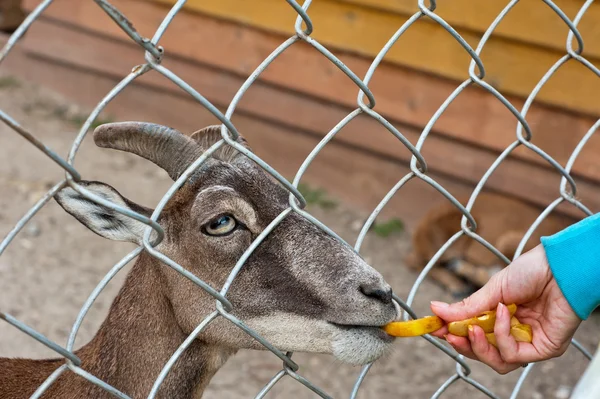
[{"xmin": 540, "ymin": 213, "xmax": 600, "ymax": 320}]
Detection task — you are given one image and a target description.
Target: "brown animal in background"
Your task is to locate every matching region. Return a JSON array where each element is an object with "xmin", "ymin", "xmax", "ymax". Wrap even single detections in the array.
[
  {"xmin": 405, "ymin": 193, "xmax": 573, "ymax": 298},
  {"xmin": 0, "ymin": 0, "xmax": 25, "ymax": 33},
  {"xmin": 0, "ymin": 122, "xmax": 400, "ymax": 398}
]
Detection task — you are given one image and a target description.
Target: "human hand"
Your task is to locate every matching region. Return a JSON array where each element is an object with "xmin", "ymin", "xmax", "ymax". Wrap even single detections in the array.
[{"xmin": 430, "ymin": 244, "xmax": 582, "ymax": 374}]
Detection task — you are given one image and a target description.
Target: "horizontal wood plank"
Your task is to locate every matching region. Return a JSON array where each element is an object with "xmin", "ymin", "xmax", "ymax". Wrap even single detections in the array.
[
  {"xmin": 21, "ymin": 0, "xmax": 600, "ymax": 185},
  {"xmin": 149, "ymin": 0, "xmax": 600, "ymax": 116},
  {"xmin": 338, "ymin": 0, "xmax": 600, "ymax": 60}
]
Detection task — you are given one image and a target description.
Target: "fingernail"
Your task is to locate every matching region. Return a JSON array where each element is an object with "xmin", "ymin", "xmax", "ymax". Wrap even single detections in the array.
[
  {"xmin": 498, "ymin": 302, "xmax": 506, "ymax": 316},
  {"xmin": 443, "ymin": 334, "xmax": 449, "ymax": 340},
  {"xmin": 467, "ymin": 325, "xmax": 474, "ymax": 339},
  {"xmin": 468, "ymin": 325, "xmax": 474, "ymax": 332},
  {"xmin": 431, "ymin": 301, "xmax": 449, "ymax": 308}
]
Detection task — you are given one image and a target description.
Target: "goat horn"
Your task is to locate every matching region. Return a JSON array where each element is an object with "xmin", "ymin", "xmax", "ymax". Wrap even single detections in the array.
[{"xmin": 93, "ymin": 122, "xmax": 201, "ymax": 181}]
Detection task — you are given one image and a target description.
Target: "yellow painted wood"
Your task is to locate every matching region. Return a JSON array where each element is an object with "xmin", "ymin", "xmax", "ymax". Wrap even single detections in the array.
[
  {"xmin": 339, "ymin": 0, "xmax": 600, "ymax": 59},
  {"xmin": 150, "ymin": 0, "xmax": 600, "ymax": 116}
]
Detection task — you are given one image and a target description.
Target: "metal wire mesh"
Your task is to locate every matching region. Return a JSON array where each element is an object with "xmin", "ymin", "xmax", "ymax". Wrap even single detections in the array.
[{"xmin": 0, "ymin": 0, "xmax": 598, "ymax": 398}]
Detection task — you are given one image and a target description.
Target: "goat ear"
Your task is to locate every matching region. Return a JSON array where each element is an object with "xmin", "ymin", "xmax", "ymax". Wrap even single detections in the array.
[
  {"xmin": 55, "ymin": 181, "xmax": 153, "ymax": 244},
  {"xmin": 190, "ymin": 125, "xmax": 251, "ymax": 163}
]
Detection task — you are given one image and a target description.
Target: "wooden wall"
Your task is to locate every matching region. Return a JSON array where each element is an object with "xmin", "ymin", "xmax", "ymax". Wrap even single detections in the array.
[
  {"xmin": 7, "ymin": 0, "xmax": 600, "ymax": 228},
  {"xmin": 154, "ymin": 0, "xmax": 600, "ymax": 115}
]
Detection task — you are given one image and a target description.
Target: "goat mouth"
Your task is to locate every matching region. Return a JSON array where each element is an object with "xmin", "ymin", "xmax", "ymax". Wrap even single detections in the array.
[{"xmin": 329, "ymin": 322, "xmax": 395, "ymax": 343}]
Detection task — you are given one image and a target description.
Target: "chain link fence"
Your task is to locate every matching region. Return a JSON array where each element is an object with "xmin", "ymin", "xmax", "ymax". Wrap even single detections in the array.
[{"xmin": 0, "ymin": 0, "xmax": 598, "ymax": 398}]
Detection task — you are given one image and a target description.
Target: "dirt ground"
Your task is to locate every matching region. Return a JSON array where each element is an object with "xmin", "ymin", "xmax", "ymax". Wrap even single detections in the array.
[{"xmin": 0, "ymin": 74, "xmax": 599, "ymax": 399}]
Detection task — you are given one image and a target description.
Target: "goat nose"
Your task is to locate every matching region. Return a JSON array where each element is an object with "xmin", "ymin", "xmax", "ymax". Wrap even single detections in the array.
[{"xmin": 359, "ymin": 283, "xmax": 393, "ymax": 305}]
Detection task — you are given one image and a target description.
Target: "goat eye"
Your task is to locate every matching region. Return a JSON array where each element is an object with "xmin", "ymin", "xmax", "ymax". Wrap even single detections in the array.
[{"xmin": 204, "ymin": 215, "xmax": 237, "ymax": 236}]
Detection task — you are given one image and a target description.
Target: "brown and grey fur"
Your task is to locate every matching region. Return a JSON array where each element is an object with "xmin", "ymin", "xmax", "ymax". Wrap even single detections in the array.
[
  {"xmin": 0, "ymin": 123, "xmax": 400, "ymax": 398},
  {"xmin": 405, "ymin": 193, "xmax": 573, "ymax": 297}
]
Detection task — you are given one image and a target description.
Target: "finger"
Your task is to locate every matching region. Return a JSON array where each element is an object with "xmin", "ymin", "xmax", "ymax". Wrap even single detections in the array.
[
  {"xmin": 468, "ymin": 324, "xmax": 521, "ymax": 374},
  {"xmin": 430, "ymin": 273, "xmax": 504, "ymax": 321},
  {"xmin": 494, "ymin": 302, "xmax": 519, "ymax": 362},
  {"xmin": 444, "ymin": 334, "xmax": 478, "ymax": 360},
  {"xmin": 430, "ymin": 325, "xmax": 448, "ymax": 338},
  {"xmin": 493, "ymin": 303, "xmax": 544, "ymax": 364}
]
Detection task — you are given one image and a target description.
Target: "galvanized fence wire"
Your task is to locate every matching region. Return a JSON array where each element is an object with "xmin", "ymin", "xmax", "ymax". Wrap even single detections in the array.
[{"xmin": 0, "ymin": 0, "xmax": 598, "ymax": 398}]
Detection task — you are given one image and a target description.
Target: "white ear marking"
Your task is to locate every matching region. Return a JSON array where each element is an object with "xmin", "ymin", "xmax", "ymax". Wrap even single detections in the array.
[{"xmin": 55, "ymin": 182, "xmax": 151, "ymax": 244}]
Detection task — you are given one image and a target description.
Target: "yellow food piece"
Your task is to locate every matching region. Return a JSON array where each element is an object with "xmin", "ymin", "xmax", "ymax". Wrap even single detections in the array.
[
  {"xmin": 485, "ymin": 324, "xmax": 533, "ymax": 348},
  {"xmin": 448, "ymin": 303, "xmax": 518, "ymax": 336},
  {"xmin": 381, "ymin": 304, "xmax": 534, "ymax": 345},
  {"xmin": 511, "ymin": 324, "xmax": 533, "ymax": 343},
  {"xmin": 383, "ymin": 315, "xmax": 444, "ymax": 337},
  {"xmin": 485, "ymin": 332, "xmax": 497, "ymax": 347}
]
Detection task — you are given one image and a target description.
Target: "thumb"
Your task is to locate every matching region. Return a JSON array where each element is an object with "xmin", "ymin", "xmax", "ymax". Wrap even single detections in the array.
[{"xmin": 431, "ymin": 274, "xmax": 505, "ymax": 321}]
